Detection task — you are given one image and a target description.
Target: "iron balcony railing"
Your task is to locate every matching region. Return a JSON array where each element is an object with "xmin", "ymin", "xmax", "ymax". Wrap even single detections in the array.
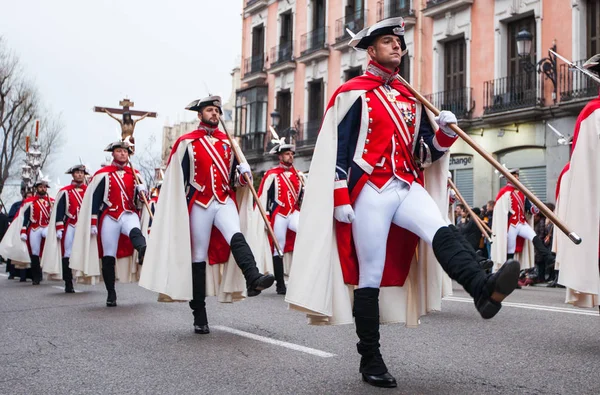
[
  {"xmin": 246, "ymin": 0, "xmax": 262, "ymax": 6},
  {"xmin": 335, "ymin": 10, "xmax": 366, "ymax": 43},
  {"xmin": 483, "ymin": 72, "xmax": 543, "ymax": 114},
  {"xmin": 377, "ymin": 0, "xmax": 414, "ymax": 21},
  {"xmin": 300, "ymin": 26, "xmax": 328, "ymax": 56},
  {"xmin": 559, "ymin": 59, "xmax": 599, "ymax": 102},
  {"xmin": 243, "ymin": 54, "xmax": 265, "ymax": 76},
  {"xmin": 240, "ymin": 131, "xmax": 266, "ymax": 156},
  {"xmin": 270, "ymin": 41, "xmax": 294, "ymax": 66},
  {"xmin": 296, "ymin": 121, "xmax": 321, "ymax": 147},
  {"xmin": 426, "ymin": 87, "xmax": 474, "ymax": 119}
]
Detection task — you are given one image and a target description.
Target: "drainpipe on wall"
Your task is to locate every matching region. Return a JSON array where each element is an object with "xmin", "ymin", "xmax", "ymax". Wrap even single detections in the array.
[{"xmin": 417, "ymin": 0, "xmax": 423, "ymax": 92}]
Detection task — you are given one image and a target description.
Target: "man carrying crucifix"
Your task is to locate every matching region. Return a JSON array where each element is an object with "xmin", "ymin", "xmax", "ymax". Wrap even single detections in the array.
[
  {"xmin": 96, "ymin": 98, "xmax": 156, "ymax": 148},
  {"xmin": 139, "ymin": 95, "xmax": 275, "ymax": 335},
  {"xmin": 71, "ymin": 140, "xmax": 148, "ymax": 307},
  {"xmin": 285, "ymin": 17, "xmax": 520, "ymax": 388}
]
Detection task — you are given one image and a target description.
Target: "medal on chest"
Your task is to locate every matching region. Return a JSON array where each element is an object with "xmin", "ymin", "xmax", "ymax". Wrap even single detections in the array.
[{"xmin": 398, "ymin": 102, "xmax": 416, "ymax": 127}]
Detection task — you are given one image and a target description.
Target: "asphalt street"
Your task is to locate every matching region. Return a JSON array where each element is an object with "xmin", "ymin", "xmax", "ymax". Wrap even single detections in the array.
[{"xmin": 1, "ymin": 262, "xmax": 598, "ymax": 395}]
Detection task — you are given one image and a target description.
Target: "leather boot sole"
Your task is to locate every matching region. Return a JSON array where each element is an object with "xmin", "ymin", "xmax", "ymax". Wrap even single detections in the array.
[
  {"xmin": 362, "ymin": 372, "xmax": 397, "ymax": 388},
  {"xmin": 194, "ymin": 324, "xmax": 210, "ymax": 334},
  {"xmin": 476, "ymin": 259, "xmax": 520, "ymax": 319},
  {"xmin": 247, "ymin": 274, "xmax": 275, "ymax": 297}
]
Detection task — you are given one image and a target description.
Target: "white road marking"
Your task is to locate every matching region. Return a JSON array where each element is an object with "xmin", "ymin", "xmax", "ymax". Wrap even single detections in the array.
[
  {"xmin": 443, "ymin": 296, "xmax": 599, "ymax": 317},
  {"xmin": 0, "ymin": 273, "xmax": 8, "ymax": 277},
  {"xmin": 213, "ymin": 325, "xmax": 336, "ymax": 358},
  {"xmin": 51, "ymin": 286, "xmax": 81, "ymax": 293}
]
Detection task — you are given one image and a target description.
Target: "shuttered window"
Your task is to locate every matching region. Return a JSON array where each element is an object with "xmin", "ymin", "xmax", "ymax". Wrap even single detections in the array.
[{"xmin": 454, "ymin": 168, "xmax": 474, "ymax": 206}]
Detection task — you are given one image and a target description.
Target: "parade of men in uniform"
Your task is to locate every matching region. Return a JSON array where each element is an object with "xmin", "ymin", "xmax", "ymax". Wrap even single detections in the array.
[
  {"xmin": 2, "ymin": 9, "xmax": 600, "ymax": 393},
  {"xmin": 70, "ymin": 140, "xmax": 147, "ymax": 307},
  {"xmin": 41, "ymin": 164, "xmax": 89, "ymax": 293},
  {"xmin": 256, "ymin": 137, "xmax": 303, "ymax": 295},
  {"xmin": 139, "ymin": 96, "xmax": 275, "ymax": 335},
  {"xmin": 286, "ymin": 18, "xmax": 520, "ymax": 388}
]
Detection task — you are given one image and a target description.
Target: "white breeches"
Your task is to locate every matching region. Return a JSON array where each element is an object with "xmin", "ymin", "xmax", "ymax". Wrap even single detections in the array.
[
  {"xmin": 29, "ymin": 227, "xmax": 47, "ymax": 256},
  {"xmin": 353, "ymin": 180, "xmax": 447, "ymax": 289},
  {"xmin": 100, "ymin": 213, "xmax": 140, "ymax": 258},
  {"xmin": 507, "ymin": 222, "xmax": 537, "ymax": 254},
  {"xmin": 272, "ymin": 211, "xmax": 299, "ymax": 256},
  {"xmin": 63, "ymin": 225, "xmax": 76, "ymax": 258},
  {"xmin": 190, "ymin": 198, "xmax": 240, "ymax": 262}
]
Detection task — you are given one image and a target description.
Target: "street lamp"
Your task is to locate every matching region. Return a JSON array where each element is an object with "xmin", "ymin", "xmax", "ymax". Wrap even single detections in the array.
[
  {"xmin": 516, "ymin": 29, "xmax": 558, "ymax": 102},
  {"xmin": 270, "ymin": 109, "xmax": 281, "ymax": 130}
]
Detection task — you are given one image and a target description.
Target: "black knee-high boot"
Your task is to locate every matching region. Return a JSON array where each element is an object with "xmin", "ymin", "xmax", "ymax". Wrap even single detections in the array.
[
  {"xmin": 229, "ymin": 232, "xmax": 274, "ymax": 296},
  {"xmin": 62, "ymin": 258, "xmax": 74, "ymax": 293},
  {"xmin": 102, "ymin": 256, "xmax": 117, "ymax": 307},
  {"xmin": 353, "ymin": 288, "xmax": 397, "ymax": 388},
  {"xmin": 30, "ymin": 255, "xmax": 41, "ymax": 285},
  {"xmin": 128, "ymin": 228, "xmax": 146, "ymax": 265},
  {"xmin": 19, "ymin": 268, "xmax": 27, "ymax": 282},
  {"xmin": 6, "ymin": 260, "xmax": 15, "ymax": 279},
  {"xmin": 432, "ymin": 226, "xmax": 520, "ymax": 319},
  {"xmin": 273, "ymin": 255, "xmax": 286, "ymax": 295},
  {"xmin": 189, "ymin": 261, "xmax": 209, "ymax": 334}
]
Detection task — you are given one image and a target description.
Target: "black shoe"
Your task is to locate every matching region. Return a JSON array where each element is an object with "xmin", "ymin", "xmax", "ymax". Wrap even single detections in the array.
[
  {"xmin": 19, "ymin": 277, "xmax": 27, "ymax": 283},
  {"xmin": 362, "ymin": 372, "xmax": 397, "ymax": 388},
  {"xmin": 65, "ymin": 282, "xmax": 75, "ymax": 293},
  {"xmin": 475, "ymin": 259, "xmax": 520, "ymax": 319},
  {"xmin": 106, "ymin": 290, "xmax": 117, "ymax": 307},
  {"xmin": 276, "ymin": 286, "xmax": 287, "ymax": 295},
  {"xmin": 247, "ymin": 274, "xmax": 275, "ymax": 297},
  {"xmin": 194, "ymin": 324, "xmax": 210, "ymax": 334},
  {"xmin": 7, "ymin": 274, "xmax": 15, "ymax": 280},
  {"xmin": 32, "ymin": 280, "xmax": 40, "ymax": 285}
]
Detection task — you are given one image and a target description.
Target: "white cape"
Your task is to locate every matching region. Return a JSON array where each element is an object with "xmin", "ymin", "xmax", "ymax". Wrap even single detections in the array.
[
  {"xmin": 285, "ymin": 88, "xmax": 450, "ymax": 327},
  {"xmin": 491, "ymin": 192, "xmax": 534, "ymax": 272},
  {"xmin": 556, "ymin": 105, "xmax": 600, "ymax": 308},
  {"xmin": 0, "ymin": 200, "xmax": 33, "ymax": 267},
  {"xmin": 41, "ymin": 189, "xmax": 65, "ymax": 280},
  {"xmin": 139, "ymin": 138, "xmax": 247, "ymax": 302}
]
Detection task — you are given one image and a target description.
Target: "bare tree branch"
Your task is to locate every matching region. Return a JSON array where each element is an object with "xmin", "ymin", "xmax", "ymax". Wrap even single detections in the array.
[{"xmin": 132, "ymin": 133, "xmax": 163, "ymax": 187}]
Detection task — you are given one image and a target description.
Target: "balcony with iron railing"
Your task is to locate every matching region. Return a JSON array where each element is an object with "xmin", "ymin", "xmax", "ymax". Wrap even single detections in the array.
[
  {"xmin": 242, "ymin": 54, "xmax": 267, "ymax": 83},
  {"xmin": 376, "ymin": 0, "xmax": 415, "ymax": 23},
  {"xmin": 298, "ymin": 27, "xmax": 329, "ymax": 63},
  {"xmin": 426, "ymin": 87, "xmax": 474, "ymax": 120},
  {"xmin": 335, "ymin": 10, "xmax": 366, "ymax": 46},
  {"xmin": 422, "ymin": 0, "xmax": 473, "ymax": 18},
  {"xmin": 483, "ymin": 72, "xmax": 543, "ymax": 115},
  {"xmin": 295, "ymin": 121, "xmax": 321, "ymax": 150},
  {"xmin": 268, "ymin": 41, "xmax": 296, "ymax": 74},
  {"xmin": 559, "ymin": 59, "xmax": 599, "ymax": 103},
  {"xmin": 239, "ymin": 131, "xmax": 266, "ymax": 159}
]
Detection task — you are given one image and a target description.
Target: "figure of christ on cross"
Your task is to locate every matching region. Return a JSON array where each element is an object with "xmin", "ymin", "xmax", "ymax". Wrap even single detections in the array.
[{"xmin": 94, "ymin": 98, "xmax": 157, "ymax": 148}]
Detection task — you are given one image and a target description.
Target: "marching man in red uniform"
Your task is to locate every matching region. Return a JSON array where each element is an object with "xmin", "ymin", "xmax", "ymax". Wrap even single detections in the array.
[
  {"xmin": 71, "ymin": 140, "xmax": 147, "ymax": 307},
  {"xmin": 286, "ymin": 18, "xmax": 520, "ymax": 388},
  {"xmin": 18, "ymin": 180, "xmax": 53, "ymax": 285},
  {"xmin": 491, "ymin": 168, "xmax": 553, "ymax": 273},
  {"xmin": 42, "ymin": 165, "xmax": 89, "ymax": 293},
  {"xmin": 256, "ymin": 137, "xmax": 302, "ymax": 295},
  {"xmin": 140, "ymin": 96, "xmax": 274, "ymax": 335}
]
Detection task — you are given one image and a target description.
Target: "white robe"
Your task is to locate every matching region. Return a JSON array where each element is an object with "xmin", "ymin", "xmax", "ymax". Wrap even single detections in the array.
[
  {"xmin": 41, "ymin": 189, "xmax": 66, "ymax": 280},
  {"xmin": 285, "ymin": 88, "xmax": 449, "ymax": 327},
  {"xmin": 556, "ymin": 102, "xmax": 600, "ymax": 308},
  {"xmin": 0, "ymin": 200, "xmax": 33, "ymax": 267}
]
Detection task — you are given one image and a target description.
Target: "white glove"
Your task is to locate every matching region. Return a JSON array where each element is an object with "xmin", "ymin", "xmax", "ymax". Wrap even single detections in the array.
[
  {"xmin": 135, "ymin": 184, "xmax": 148, "ymax": 193},
  {"xmin": 20, "ymin": 233, "xmax": 28, "ymax": 242},
  {"xmin": 334, "ymin": 204, "xmax": 355, "ymax": 224},
  {"xmin": 237, "ymin": 162, "xmax": 252, "ymax": 176},
  {"xmin": 41, "ymin": 227, "xmax": 48, "ymax": 238},
  {"xmin": 434, "ymin": 110, "xmax": 458, "ymax": 137},
  {"xmin": 90, "ymin": 225, "xmax": 98, "ymax": 236},
  {"xmin": 56, "ymin": 230, "xmax": 63, "ymax": 240}
]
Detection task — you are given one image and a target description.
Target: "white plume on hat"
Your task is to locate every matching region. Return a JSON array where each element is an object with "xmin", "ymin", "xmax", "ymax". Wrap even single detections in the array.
[{"xmin": 268, "ymin": 126, "xmax": 295, "ymax": 155}]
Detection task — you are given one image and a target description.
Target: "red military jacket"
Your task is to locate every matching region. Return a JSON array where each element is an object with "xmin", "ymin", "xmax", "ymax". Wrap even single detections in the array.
[
  {"xmin": 21, "ymin": 195, "xmax": 54, "ymax": 234},
  {"xmin": 258, "ymin": 164, "xmax": 302, "ymax": 218},
  {"xmin": 333, "ymin": 61, "xmax": 457, "ymax": 206},
  {"xmin": 176, "ymin": 123, "xmax": 247, "ymax": 208},
  {"xmin": 496, "ymin": 183, "xmax": 537, "ymax": 227},
  {"xmin": 55, "ymin": 183, "xmax": 87, "ymax": 232},
  {"xmin": 91, "ymin": 164, "xmax": 140, "ymax": 226}
]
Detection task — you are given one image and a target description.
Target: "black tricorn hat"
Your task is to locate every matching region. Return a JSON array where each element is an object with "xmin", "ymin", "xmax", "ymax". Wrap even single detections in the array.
[
  {"xmin": 66, "ymin": 164, "xmax": 90, "ymax": 175},
  {"xmin": 185, "ymin": 95, "xmax": 223, "ymax": 115},
  {"xmin": 348, "ymin": 17, "xmax": 407, "ymax": 53},
  {"xmin": 104, "ymin": 139, "xmax": 134, "ymax": 154}
]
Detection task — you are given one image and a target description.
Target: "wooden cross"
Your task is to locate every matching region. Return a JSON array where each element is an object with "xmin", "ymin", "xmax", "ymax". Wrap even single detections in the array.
[{"xmin": 94, "ymin": 98, "xmax": 157, "ymax": 118}]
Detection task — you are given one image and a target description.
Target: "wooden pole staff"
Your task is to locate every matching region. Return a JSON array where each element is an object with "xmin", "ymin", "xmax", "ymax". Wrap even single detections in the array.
[
  {"xmin": 448, "ymin": 178, "xmax": 493, "ymax": 235},
  {"xmin": 128, "ymin": 161, "xmax": 154, "ymax": 220},
  {"xmin": 448, "ymin": 178, "xmax": 493, "ymax": 243},
  {"xmin": 396, "ymin": 75, "xmax": 582, "ymax": 245},
  {"xmin": 222, "ymin": 120, "xmax": 284, "ymax": 257}
]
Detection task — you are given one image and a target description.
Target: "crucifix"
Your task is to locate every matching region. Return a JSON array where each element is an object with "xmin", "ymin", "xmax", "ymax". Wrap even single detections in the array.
[{"xmin": 94, "ymin": 98, "xmax": 157, "ymax": 145}]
